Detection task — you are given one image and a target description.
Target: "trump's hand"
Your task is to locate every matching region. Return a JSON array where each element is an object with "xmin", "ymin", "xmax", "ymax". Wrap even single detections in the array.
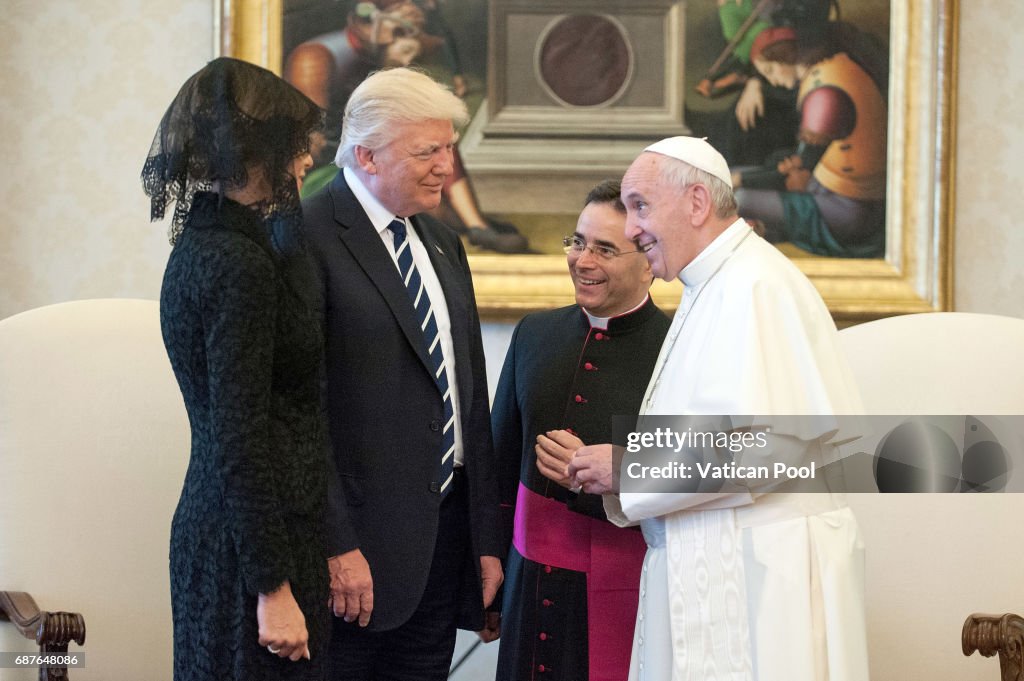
[
  {"xmin": 535, "ymin": 430, "xmax": 584, "ymax": 489},
  {"xmin": 568, "ymin": 444, "xmax": 616, "ymax": 495},
  {"xmin": 328, "ymin": 549, "xmax": 373, "ymax": 626},
  {"xmin": 476, "ymin": 611, "xmax": 501, "ymax": 643},
  {"xmin": 480, "ymin": 555, "xmax": 504, "ymax": 609}
]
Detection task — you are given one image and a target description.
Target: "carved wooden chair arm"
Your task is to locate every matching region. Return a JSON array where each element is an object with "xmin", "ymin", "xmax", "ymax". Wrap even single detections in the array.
[
  {"xmin": 964, "ymin": 613, "xmax": 1024, "ymax": 681},
  {"xmin": 0, "ymin": 591, "xmax": 85, "ymax": 680}
]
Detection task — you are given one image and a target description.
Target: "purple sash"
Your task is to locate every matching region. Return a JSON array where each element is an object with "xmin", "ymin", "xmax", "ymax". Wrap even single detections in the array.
[{"xmin": 513, "ymin": 483, "xmax": 646, "ymax": 681}]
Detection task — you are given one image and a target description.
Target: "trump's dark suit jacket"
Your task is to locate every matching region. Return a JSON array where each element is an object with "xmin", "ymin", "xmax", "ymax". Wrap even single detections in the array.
[{"xmin": 302, "ymin": 172, "xmax": 501, "ymax": 632}]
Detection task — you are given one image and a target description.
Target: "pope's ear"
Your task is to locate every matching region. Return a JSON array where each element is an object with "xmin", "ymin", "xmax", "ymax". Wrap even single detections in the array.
[
  {"xmin": 354, "ymin": 145, "xmax": 376, "ymax": 174},
  {"xmin": 689, "ymin": 183, "xmax": 713, "ymax": 225}
]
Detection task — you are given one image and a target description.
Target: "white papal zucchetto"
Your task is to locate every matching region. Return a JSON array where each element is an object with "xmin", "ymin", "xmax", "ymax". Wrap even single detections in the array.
[{"xmin": 644, "ymin": 136, "xmax": 733, "ymax": 189}]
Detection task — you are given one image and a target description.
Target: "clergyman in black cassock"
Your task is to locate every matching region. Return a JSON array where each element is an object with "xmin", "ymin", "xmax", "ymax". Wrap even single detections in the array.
[{"xmin": 492, "ymin": 181, "xmax": 671, "ymax": 681}]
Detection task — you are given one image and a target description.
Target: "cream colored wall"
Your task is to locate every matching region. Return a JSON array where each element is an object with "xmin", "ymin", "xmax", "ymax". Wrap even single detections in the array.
[
  {"xmin": 1, "ymin": 2, "xmax": 1023, "ymax": 681},
  {"xmin": 0, "ymin": 0, "xmax": 212, "ymax": 319},
  {"xmin": 953, "ymin": 1, "xmax": 1024, "ymax": 313}
]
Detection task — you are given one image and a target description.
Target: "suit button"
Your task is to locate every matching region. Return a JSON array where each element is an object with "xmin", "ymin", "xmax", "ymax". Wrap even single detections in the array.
[
  {"xmin": 429, "ymin": 482, "xmax": 441, "ymax": 493},
  {"xmin": 429, "ymin": 420, "xmax": 441, "ymax": 432}
]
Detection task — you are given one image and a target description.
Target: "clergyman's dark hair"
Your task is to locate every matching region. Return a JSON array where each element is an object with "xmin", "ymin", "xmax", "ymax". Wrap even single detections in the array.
[{"xmin": 584, "ymin": 179, "xmax": 625, "ymax": 214}]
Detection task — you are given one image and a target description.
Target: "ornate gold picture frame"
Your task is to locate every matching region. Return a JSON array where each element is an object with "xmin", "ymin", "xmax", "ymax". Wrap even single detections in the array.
[{"xmin": 216, "ymin": 0, "xmax": 957, "ymax": 323}]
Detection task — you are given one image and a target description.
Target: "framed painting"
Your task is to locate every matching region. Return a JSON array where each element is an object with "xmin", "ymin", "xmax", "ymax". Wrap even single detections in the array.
[{"xmin": 216, "ymin": 0, "xmax": 957, "ymax": 324}]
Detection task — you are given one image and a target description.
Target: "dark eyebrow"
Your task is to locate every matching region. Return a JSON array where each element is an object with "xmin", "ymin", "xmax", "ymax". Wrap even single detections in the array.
[{"xmin": 573, "ymin": 233, "xmax": 620, "ymax": 250}]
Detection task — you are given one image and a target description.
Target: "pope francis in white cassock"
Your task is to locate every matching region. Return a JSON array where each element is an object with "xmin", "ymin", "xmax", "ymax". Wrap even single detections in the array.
[{"xmin": 567, "ymin": 137, "xmax": 870, "ymax": 681}]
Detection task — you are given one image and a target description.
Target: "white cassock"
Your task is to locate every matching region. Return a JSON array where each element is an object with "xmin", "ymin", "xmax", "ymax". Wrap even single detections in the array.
[{"xmin": 604, "ymin": 219, "xmax": 870, "ymax": 681}]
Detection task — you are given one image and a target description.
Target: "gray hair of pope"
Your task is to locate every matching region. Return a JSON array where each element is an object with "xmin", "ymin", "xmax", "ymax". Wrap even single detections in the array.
[
  {"xmin": 655, "ymin": 154, "xmax": 738, "ymax": 219},
  {"xmin": 335, "ymin": 67, "xmax": 469, "ymax": 169}
]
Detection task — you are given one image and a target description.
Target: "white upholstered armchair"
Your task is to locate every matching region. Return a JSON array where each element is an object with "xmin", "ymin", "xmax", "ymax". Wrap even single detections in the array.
[
  {"xmin": 0, "ymin": 299, "xmax": 189, "ymax": 681},
  {"xmin": 839, "ymin": 312, "xmax": 1024, "ymax": 681}
]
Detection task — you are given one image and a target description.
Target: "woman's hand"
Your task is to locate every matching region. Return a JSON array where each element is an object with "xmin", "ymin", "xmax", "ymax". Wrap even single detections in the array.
[{"xmin": 257, "ymin": 580, "xmax": 310, "ymax": 661}]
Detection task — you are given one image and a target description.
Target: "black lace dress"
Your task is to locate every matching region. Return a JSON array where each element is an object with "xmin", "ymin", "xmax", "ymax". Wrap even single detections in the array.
[{"xmin": 160, "ymin": 192, "xmax": 328, "ymax": 681}]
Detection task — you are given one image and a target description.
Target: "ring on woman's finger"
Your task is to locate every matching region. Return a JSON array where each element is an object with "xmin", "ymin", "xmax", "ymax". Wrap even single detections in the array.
[{"xmin": 267, "ymin": 645, "xmax": 281, "ymax": 654}]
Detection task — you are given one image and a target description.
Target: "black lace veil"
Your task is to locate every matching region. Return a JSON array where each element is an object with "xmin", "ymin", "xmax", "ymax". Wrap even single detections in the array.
[{"xmin": 141, "ymin": 57, "xmax": 324, "ymax": 245}]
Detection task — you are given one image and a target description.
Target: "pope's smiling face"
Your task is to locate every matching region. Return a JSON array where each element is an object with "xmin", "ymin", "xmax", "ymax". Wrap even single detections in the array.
[
  {"xmin": 622, "ymin": 153, "xmax": 704, "ymax": 281},
  {"xmin": 568, "ymin": 201, "xmax": 652, "ymax": 318},
  {"xmin": 360, "ymin": 118, "xmax": 455, "ymax": 216}
]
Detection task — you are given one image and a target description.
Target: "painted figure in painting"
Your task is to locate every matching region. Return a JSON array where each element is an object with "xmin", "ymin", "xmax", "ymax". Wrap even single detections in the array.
[
  {"xmin": 731, "ymin": 7, "xmax": 889, "ymax": 257},
  {"xmin": 689, "ymin": 0, "xmax": 801, "ymax": 169},
  {"xmin": 284, "ymin": 0, "xmax": 530, "ymax": 253}
]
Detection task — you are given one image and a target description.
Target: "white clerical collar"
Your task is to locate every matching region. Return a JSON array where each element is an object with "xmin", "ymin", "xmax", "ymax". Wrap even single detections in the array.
[
  {"xmin": 583, "ymin": 293, "xmax": 650, "ymax": 330},
  {"xmin": 343, "ymin": 166, "xmax": 404, "ymax": 235},
  {"xmin": 679, "ymin": 218, "xmax": 751, "ymax": 288}
]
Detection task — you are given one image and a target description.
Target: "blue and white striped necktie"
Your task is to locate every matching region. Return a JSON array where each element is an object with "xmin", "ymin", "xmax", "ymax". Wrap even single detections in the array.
[{"xmin": 390, "ymin": 218, "xmax": 456, "ymax": 497}]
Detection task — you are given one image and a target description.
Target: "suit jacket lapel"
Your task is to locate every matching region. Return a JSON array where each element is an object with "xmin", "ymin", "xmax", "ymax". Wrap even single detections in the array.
[{"xmin": 328, "ymin": 173, "xmax": 434, "ymax": 376}]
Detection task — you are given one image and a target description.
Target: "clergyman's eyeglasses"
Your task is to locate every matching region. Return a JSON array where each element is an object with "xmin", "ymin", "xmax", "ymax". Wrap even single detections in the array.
[{"xmin": 562, "ymin": 235, "xmax": 648, "ymax": 260}]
